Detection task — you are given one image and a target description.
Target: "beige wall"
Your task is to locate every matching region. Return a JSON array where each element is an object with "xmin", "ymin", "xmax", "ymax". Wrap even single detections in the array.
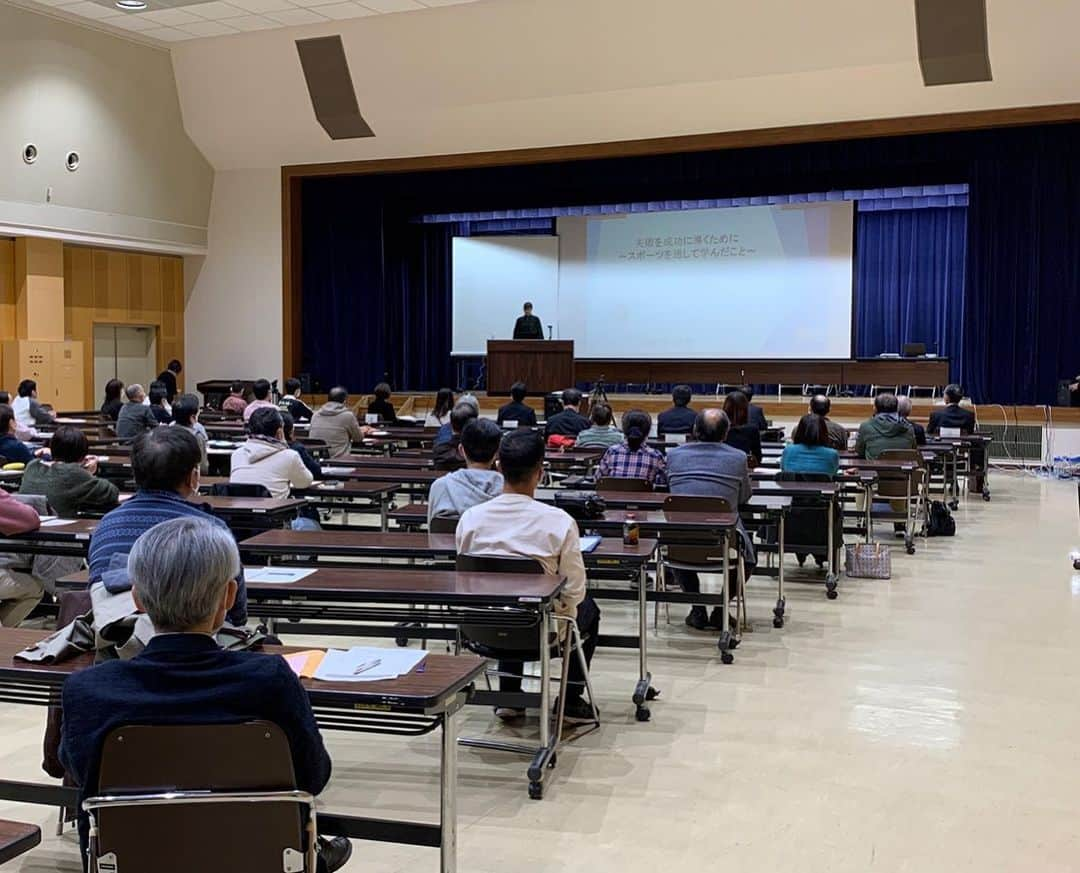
[
  {"xmin": 171, "ymin": 0, "xmax": 1080, "ymax": 170},
  {"xmin": 0, "ymin": 3, "xmax": 212, "ymax": 253},
  {"xmin": 184, "ymin": 169, "xmax": 283, "ymax": 392}
]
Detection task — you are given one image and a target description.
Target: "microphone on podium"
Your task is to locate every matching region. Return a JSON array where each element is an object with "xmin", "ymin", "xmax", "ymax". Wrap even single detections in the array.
[{"xmin": 547, "ymin": 324, "xmax": 553, "ymax": 340}]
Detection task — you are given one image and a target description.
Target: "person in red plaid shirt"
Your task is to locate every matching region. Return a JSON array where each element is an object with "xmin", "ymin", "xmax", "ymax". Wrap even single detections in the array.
[{"xmin": 597, "ymin": 410, "xmax": 666, "ymax": 486}]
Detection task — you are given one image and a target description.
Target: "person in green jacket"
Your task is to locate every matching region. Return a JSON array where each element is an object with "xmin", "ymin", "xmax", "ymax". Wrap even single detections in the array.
[
  {"xmin": 20, "ymin": 426, "xmax": 120, "ymax": 518},
  {"xmin": 854, "ymin": 393, "xmax": 917, "ymax": 460}
]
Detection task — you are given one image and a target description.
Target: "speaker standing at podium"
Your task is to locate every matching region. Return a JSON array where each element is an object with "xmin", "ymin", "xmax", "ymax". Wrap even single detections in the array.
[{"xmin": 512, "ymin": 301, "xmax": 544, "ymax": 340}]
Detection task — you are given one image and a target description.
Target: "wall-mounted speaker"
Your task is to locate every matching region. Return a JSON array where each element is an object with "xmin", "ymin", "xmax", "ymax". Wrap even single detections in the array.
[
  {"xmin": 295, "ymin": 35, "xmax": 375, "ymax": 140},
  {"xmin": 65, "ymin": 151, "xmax": 80, "ymax": 172},
  {"xmin": 915, "ymin": 0, "xmax": 992, "ymax": 86},
  {"xmin": 22, "ymin": 144, "xmax": 38, "ymax": 164}
]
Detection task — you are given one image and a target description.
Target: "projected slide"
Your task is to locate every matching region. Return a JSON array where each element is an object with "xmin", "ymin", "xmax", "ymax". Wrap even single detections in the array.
[{"xmin": 450, "ymin": 202, "xmax": 854, "ymax": 359}]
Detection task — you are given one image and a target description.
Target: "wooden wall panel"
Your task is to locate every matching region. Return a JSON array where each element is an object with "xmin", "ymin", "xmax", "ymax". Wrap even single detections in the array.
[
  {"xmin": 64, "ymin": 246, "xmax": 185, "ymax": 404},
  {"xmin": 0, "ymin": 240, "xmax": 15, "ymax": 388}
]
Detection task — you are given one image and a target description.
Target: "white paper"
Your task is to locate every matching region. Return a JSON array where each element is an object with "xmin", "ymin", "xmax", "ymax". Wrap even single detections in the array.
[
  {"xmin": 580, "ymin": 534, "xmax": 602, "ymax": 553},
  {"xmin": 40, "ymin": 518, "xmax": 79, "ymax": 528},
  {"xmin": 245, "ymin": 567, "xmax": 318, "ymax": 584},
  {"xmin": 322, "ymin": 467, "xmax": 352, "ymax": 476},
  {"xmin": 314, "ymin": 646, "xmax": 428, "ymax": 682}
]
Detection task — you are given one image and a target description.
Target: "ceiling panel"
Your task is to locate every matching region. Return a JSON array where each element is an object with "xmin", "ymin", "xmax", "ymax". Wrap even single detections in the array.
[{"xmin": 17, "ymin": 0, "xmax": 481, "ymax": 44}]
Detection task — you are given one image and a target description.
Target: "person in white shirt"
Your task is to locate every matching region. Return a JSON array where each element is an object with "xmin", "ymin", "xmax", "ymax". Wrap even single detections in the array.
[
  {"xmin": 456, "ymin": 428, "xmax": 600, "ymax": 724},
  {"xmin": 229, "ymin": 407, "xmax": 313, "ymax": 501},
  {"xmin": 13, "ymin": 379, "xmax": 55, "ymax": 429}
]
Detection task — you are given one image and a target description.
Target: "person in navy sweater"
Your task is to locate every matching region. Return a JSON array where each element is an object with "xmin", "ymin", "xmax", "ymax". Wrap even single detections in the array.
[
  {"xmin": 87, "ymin": 427, "xmax": 247, "ymax": 627},
  {"xmin": 61, "ymin": 517, "xmax": 351, "ymax": 872},
  {"xmin": 0, "ymin": 404, "xmax": 36, "ymax": 464}
]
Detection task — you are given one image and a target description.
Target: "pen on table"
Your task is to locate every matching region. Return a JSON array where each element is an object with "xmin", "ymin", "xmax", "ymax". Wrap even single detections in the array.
[{"xmin": 352, "ymin": 658, "xmax": 382, "ymax": 675}]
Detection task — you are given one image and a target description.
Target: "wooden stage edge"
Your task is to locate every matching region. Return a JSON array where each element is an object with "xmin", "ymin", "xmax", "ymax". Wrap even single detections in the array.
[{"xmin": 302, "ymin": 391, "xmax": 1080, "ymax": 427}]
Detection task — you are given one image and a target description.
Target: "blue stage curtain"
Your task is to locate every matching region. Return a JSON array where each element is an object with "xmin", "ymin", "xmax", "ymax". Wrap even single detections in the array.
[
  {"xmin": 962, "ymin": 127, "xmax": 1080, "ymax": 405},
  {"xmin": 854, "ymin": 206, "xmax": 967, "ymax": 382}
]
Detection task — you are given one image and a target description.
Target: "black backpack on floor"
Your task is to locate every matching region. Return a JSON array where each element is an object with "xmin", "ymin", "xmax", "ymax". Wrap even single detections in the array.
[{"xmin": 927, "ymin": 500, "xmax": 956, "ymax": 537}]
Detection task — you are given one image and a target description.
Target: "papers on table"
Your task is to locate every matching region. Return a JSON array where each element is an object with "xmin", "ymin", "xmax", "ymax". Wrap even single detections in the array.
[
  {"xmin": 313, "ymin": 646, "xmax": 428, "ymax": 683},
  {"xmin": 40, "ymin": 518, "xmax": 78, "ymax": 528},
  {"xmin": 580, "ymin": 534, "xmax": 602, "ymax": 553},
  {"xmin": 283, "ymin": 650, "xmax": 325, "ymax": 679},
  {"xmin": 54, "ymin": 418, "xmax": 88, "ymax": 425},
  {"xmin": 245, "ymin": 567, "xmax": 318, "ymax": 584},
  {"xmin": 322, "ymin": 467, "xmax": 352, "ymax": 476}
]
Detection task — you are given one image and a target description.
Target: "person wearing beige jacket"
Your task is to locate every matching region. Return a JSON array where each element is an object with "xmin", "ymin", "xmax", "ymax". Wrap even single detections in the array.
[
  {"xmin": 229, "ymin": 407, "xmax": 313, "ymax": 500},
  {"xmin": 456, "ymin": 428, "xmax": 600, "ymax": 725},
  {"xmin": 308, "ymin": 386, "xmax": 364, "ymax": 459}
]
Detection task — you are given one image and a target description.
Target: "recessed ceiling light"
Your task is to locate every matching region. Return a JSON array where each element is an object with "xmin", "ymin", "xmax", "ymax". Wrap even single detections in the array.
[{"xmin": 115, "ymin": 0, "xmax": 147, "ymax": 9}]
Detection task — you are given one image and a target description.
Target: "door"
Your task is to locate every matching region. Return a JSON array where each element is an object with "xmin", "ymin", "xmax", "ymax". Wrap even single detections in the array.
[{"xmin": 93, "ymin": 325, "xmax": 157, "ymax": 398}]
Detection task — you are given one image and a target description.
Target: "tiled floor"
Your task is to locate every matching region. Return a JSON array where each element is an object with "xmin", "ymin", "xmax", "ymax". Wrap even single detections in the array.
[{"xmin": 3, "ymin": 470, "xmax": 1077, "ymax": 871}]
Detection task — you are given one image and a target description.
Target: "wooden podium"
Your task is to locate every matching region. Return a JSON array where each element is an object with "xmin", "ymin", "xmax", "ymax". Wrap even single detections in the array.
[{"xmin": 486, "ymin": 340, "xmax": 575, "ymax": 395}]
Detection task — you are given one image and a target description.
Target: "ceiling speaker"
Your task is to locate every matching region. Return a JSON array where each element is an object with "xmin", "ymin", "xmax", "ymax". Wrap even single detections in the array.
[
  {"xmin": 915, "ymin": 0, "xmax": 992, "ymax": 86},
  {"xmin": 295, "ymin": 35, "xmax": 374, "ymax": 140}
]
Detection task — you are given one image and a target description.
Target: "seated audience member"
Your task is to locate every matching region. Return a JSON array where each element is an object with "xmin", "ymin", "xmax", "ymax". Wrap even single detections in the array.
[
  {"xmin": 309, "ymin": 386, "xmax": 363, "ymax": 458},
  {"xmin": 366, "ymin": 382, "xmax": 397, "ymax": 423},
  {"xmin": 100, "ymin": 378, "xmax": 124, "ymax": 422},
  {"xmin": 496, "ymin": 382, "xmax": 538, "ymax": 427},
  {"xmin": 88, "ymin": 428, "xmax": 247, "ymax": 627},
  {"xmin": 781, "ymin": 414, "xmax": 840, "ymax": 476},
  {"xmin": 927, "ymin": 384, "xmax": 977, "ymax": 434},
  {"xmin": 156, "ymin": 359, "xmax": 182, "ymax": 403},
  {"xmin": 0, "ymin": 404, "xmax": 35, "ymax": 464},
  {"xmin": 809, "ymin": 394, "xmax": 848, "ymax": 450},
  {"xmin": 60, "ymin": 517, "xmax": 350, "ymax": 873},
  {"xmin": 116, "ymin": 384, "xmax": 158, "ymax": 439},
  {"xmin": 897, "ymin": 395, "xmax": 927, "ymax": 446},
  {"xmin": 433, "ymin": 402, "xmax": 479, "ymax": 471},
  {"xmin": 428, "ymin": 418, "xmax": 503, "ymax": 523},
  {"xmin": 242, "ymin": 378, "xmax": 276, "ymax": 423},
  {"xmin": 222, "ymin": 381, "xmax": 248, "ymax": 415},
  {"xmin": 0, "ymin": 489, "xmax": 42, "ymax": 625},
  {"xmin": 279, "ymin": 377, "xmax": 314, "ymax": 422},
  {"xmin": 231, "ymin": 407, "xmax": 314, "ymax": 500},
  {"xmin": 740, "ymin": 385, "xmax": 768, "ymax": 431},
  {"xmin": 20, "ymin": 425, "xmax": 119, "ymax": 517},
  {"xmin": 147, "ymin": 381, "xmax": 172, "ymax": 424},
  {"xmin": 434, "ymin": 394, "xmax": 478, "ymax": 446},
  {"xmin": 597, "ymin": 409, "xmax": 666, "ymax": 486},
  {"xmin": 722, "ymin": 390, "xmax": 762, "ymax": 466},
  {"xmin": 544, "ymin": 388, "xmax": 589, "ymax": 443},
  {"xmin": 657, "ymin": 384, "xmax": 696, "ymax": 435},
  {"xmin": 456, "ymin": 429, "xmax": 600, "ymax": 723},
  {"xmin": 666, "ymin": 409, "xmax": 755, "ymax": 630},
  {"xmin": 171, "ymin": 393, "xmax": 209, "ymax": 474},
  {"xmin": 424, "ymin": 388, "xmax": 456, "ymax": 428},
  {"xmin": 575, "ymin": 403, "xmax": 624, "ymax": 449},
  {"xmin": 855, "ymin": 393, "xmax": 917, "ymax": 459},
  {"xmin": 282, "ymin": 412, "xmax": 321, "ymax": 481},
  {"xmin": 13, "ymin": 379, "xmax": 55, "ymax": 429}
]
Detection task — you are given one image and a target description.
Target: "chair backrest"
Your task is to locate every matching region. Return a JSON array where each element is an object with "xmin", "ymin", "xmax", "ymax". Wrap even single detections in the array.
[
  {"xmin": 877, "ymin": 449, "xmax": 925, "ymax": 495},
  {"xmin": 596, "ymin": 477, "xmax": 652, "ymax": 493},
  {"xmin": 661, "ymin": 495, "xmax": 734, "ymax": 565},
  {"xmin": 429, "ymin": 515, "xmax": 459, "ymax": 534},
  {"xmin": 210, "ymin": 482, "xmax": 272, "ymax": 498},
  {"xmin": 455, "ymin": 554, "xmax": 547, "ymax": 655},
  {"xmin": 88, "ymin": 722, "xmax": 312, "ymax": 873}
]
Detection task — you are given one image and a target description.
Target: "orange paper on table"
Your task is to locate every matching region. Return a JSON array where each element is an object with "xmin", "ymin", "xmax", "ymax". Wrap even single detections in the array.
[{"xmin": 282, "ymin": 650, "xmax": 326, "ymax": 679}]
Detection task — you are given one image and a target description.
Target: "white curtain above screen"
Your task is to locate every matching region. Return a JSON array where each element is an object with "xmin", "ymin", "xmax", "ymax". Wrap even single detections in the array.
[
  {"xmin": 450, "ymin": 202, "xmax": 854, "ymax": 358},
  {"xmin": 451, "ymin": 236, "xmax": 560, "ymax": 356}
]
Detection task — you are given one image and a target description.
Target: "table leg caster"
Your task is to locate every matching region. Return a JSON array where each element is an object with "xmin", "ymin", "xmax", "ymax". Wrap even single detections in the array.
[
  {"xmin": 645, "ymin": 686, "xmax": 660, "ymax": 701},
  {"xmin": 825, "ymin": 574, "xmax": 839, "ymax": 600},
  {"xmin": 1073, "ymin": 558, "xmax": 1080, "ymax": 571},
  {"xmin": 982, "ymin": 490, "xmax": 991, "ymax": 501},
  {"xmin": 528, "ymin": 781, "xmax": 543, "ymax": 800},
  {"xmin": 718, "ymin": 631, "xmax": 735, "ymax": 664},
  {"xmin": 635, "ymin": 705, "xmax": 651, "ymax": 722},
  {"xmin": 949, "ymin": 500, "xmax": 959, "ymax": 510},
  {"xmin": 905, "ymin": 537, "xmax": 916, "ymax": 555},
  {"xmin": 772, "ymin": 598, "xmax": 786, "ymax": 629}
]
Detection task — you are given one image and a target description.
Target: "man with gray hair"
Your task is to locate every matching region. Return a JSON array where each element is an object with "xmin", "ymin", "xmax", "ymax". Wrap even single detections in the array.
[
  {"xmin": 664, "ymin": 409, "xmax": 755, "ymax": 630},
  {"xmin": 896, "ymin": 395, "xmax": 926, "ymax": 446},
  {"xmin": 115, "ymin": 383, "xmax": 158, "ymax": 440},
  {"xmin": 60, "ymin": 517, "xmax": 351, "ymax": 872}
]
